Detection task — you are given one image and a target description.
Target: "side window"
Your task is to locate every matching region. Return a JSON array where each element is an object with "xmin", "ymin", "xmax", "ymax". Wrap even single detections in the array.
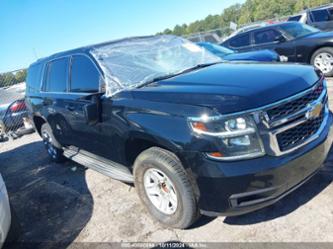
[
  {"xmin": 70, "ymin": 55, "xmax": 101, "ymax": 93},
  {"xmin": 229, "ymin": 34, "xmax": 250, "ymax": 48},
  {"xmin": 44, "ymin": 58, "xmax": 69, "ymax": 92},
  {"xmin": 26, "ymin": 63, "xmax": 43, "ymax": 94},
  {"xmin": 254, "ymin": 29, "xmax": 282, "ymax": 44},
  {"xmin": 311, "ymin": 9, "xmax": 330, "ymax": 22}
]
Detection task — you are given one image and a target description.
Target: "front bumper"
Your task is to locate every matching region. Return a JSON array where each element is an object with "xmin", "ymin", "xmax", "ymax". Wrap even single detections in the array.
[
  {"xmin": 0, "ymin": 175, "xmax": 11, "ymax": 244},
  {"xmin": 187, "ymin": 111, "xmax": 333, "ymax": 216}
]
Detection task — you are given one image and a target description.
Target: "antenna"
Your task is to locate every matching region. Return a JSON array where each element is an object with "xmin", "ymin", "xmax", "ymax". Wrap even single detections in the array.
[{"xmin": 32, "ymin": 48, "xmax": 39, "ymax": 60}]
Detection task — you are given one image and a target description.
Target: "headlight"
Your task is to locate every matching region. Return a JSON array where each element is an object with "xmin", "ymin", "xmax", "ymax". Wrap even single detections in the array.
[{"xmin": 189, "ymin": 115, "xmax": 265, "ymax": 160}]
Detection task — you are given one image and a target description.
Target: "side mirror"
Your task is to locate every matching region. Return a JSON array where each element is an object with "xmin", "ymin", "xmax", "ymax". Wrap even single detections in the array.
[
  {"xmin": 83, "ymin": 95, "xmax": 102, "ymax": 125},
  {"xmin": 275, "ymin": 35, "xmax": 285, "ymax": 43}
]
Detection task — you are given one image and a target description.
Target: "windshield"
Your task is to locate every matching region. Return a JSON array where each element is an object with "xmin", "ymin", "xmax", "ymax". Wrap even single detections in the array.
[
  {"xmin": 280, "ymin": 22, "xmax": 320, "ymax": 38},
  {"xmin": 90, "ymin": 35, "xmax": 222, "ymax": 96}
]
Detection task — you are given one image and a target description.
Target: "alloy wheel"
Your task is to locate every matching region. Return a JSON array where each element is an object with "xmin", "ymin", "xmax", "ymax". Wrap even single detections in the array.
[
  {"xmin": 314, "ymin": 52, "xmax": 333, "ymax": 74},
  {"xmin": 143, "ymin": 168, "xmax": 178, "ymax": 215},
  {"xmin": 42, "ymin": 130, "xmax": 58, "ymax": 159}
]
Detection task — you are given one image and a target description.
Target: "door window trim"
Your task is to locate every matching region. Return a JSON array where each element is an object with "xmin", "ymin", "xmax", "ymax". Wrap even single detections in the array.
[
  {"xmin": 253, "ymin": 29, "xmax": 284, "ymax": 46},
  {"xmin": 40, "ymin": 53, "xmax": 105, "ymax": 95},
  {"xmin": 68, "ymin": 53, "xmax": 105, "ymax": 94},
  {"xmin": 228, "ymin": 33, "xmax": 252, "ymax": 49}
]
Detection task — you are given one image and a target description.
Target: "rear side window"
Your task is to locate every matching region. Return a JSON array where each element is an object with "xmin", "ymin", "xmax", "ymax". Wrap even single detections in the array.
[
  {"xmin": 44, "ymin": 57, "xmax": 69, "ymax": 92},
  {"xmin": 70, "ymin": 55, "xmax": 101, "ymax": 93},
  {"xmin": 26, "ymin": 63, "xmax": 43, "ymax": 94},
  {"xmin": 311, "ymin": 9, "xmax": 331, "ymax": 22},
  {"xmin": 288, "ymin": 15, "xmax": 302, "ymax": 22},
  {"xmin": 254, "ymin": 29, "xmax": 282, "ymax": 44},
  {"xmin": 229, "ymin": 34, "xmax": 250, "ymax": 48}
]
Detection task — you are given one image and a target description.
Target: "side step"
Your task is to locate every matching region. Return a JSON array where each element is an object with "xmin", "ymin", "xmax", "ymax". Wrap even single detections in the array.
[{"xmin": 63, "ymin": 146, "xmax": 134, "ymax": 183}]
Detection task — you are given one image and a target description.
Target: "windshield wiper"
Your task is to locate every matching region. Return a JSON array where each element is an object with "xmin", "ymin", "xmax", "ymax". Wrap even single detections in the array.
[{"xmin": 138, "ymin": 61, "xmax": 221, "ymax": 88}]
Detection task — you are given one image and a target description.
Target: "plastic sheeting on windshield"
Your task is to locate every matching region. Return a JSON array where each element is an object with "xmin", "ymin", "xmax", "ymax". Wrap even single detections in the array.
[{"xmin": 90, "ymin": 35, "xmax": 221, "ymax": 97}]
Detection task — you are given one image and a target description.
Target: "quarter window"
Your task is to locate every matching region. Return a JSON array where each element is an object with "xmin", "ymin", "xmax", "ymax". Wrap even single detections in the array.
[
  {"xmin": 44, "ymin": 58, "xmax": 69, "ymax": 92},
  {"xmin": 229, "ymin": 34, "xmax": 250, "ymax": 48},
  {"xmin": 254, "ymin": 29, "xmax": 282, "ymax": 44},
  {"xmin": 70, "ymin": 55, "xmax": 101, "ymax": 93}
]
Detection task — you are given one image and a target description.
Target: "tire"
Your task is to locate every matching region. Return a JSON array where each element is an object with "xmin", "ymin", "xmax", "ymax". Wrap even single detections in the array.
[
  {"xmin": 41, "ymin": 123, "xmax": 66, "ymax": 163},
  {"xmin": 133, "ymin": 147, "xmax": 199, "ymax": 229},
  {"xmin": 311, "ymin": 47, "xmax": 333, "ymax": 77},
  {"xmin": 5, "ymin": 203, "xmax": 21, "ymax": 243}
]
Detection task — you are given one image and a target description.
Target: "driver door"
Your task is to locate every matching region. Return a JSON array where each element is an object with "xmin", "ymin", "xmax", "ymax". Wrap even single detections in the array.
[{"xmin": 62, "ymin": 54, "xmax": 105, "ymax": 153}]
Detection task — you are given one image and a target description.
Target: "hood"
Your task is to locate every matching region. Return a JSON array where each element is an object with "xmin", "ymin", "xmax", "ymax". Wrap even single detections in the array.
[
  {"xmin": 131, "ymin": 63, "xmax": 320, "ymax": 114},
  {"xmin": 223, "ymin": 49, "xmax": 279, "ymax": 62},
  {"xmin": 302, "ymin": 31, "xmax": 333, "ymax": 40}
]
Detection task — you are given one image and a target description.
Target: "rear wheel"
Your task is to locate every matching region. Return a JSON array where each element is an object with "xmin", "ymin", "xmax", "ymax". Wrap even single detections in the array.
[
  {"xmin": 41, "ymin": 123, "xmax": 66, "ymax": 163},
  {"xmin": 311, "ymin": 47, "xmax": 333, "ymax": 77},
  {"xmin": 134, "ymin": 147, "xmax": 199, "ymax": 229}
]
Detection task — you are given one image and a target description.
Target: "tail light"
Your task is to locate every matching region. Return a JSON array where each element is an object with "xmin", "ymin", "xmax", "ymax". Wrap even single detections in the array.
[{"xmin": 10, "ymin": 101, "xmax": 26, "ymax": 112}]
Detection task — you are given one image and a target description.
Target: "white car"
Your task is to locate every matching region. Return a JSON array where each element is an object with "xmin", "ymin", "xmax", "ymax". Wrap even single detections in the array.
[{"xmin": 0, "ymin": 174, "xmax": 11, "ymax": 247}]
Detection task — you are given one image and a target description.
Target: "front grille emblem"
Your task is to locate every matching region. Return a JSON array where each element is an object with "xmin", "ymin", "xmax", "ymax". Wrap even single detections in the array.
[{"xmin": 305, "ymin": 102, "xmax": 323, "ymax": 120}]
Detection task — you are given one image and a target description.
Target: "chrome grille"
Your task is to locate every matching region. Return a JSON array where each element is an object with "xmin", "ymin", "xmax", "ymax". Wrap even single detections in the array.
[
  {"xmin": 267, "ymin": 80, "xmax": 324, "ymax": 121},
  {"xmin": 276, "ymin": 110, "xmax": 324, "ymax": 151},
  {"xmin": 262, "ymin": 78, "xmax": 328, "ymax": 155}
]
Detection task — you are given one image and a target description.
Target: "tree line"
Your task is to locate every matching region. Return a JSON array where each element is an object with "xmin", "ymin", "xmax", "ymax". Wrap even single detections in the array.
[
  {"xmin": 0, "ymin": 69, "xmax": 27, "ymax": 88},
  {"xmin": 160, "ymin": 0, "xmax": 333, "ymax": 36}
]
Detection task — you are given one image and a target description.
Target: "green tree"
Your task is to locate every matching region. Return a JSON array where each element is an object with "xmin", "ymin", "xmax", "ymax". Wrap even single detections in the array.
[{"xmin": 15, "ymin": 69, "xmax": 27, "ymax": 83}]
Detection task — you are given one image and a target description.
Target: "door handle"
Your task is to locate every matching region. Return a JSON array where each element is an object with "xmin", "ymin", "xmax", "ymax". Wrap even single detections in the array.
[{"xmin": 65, "ymin": 104, "xmax": 75, "ymax": 111}]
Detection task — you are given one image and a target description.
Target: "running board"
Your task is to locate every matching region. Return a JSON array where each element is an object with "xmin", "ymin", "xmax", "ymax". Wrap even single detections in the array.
[{"xmin": 63, "ymin": 146, "xmax": 134, "ymax": 183}]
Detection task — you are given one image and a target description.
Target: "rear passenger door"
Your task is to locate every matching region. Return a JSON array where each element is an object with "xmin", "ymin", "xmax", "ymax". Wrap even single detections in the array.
[
  {"xmin": 42, "ymin": 57, "xmax": 72, "ymax": 146},
  {"xmin": 227, "ymin": 33, "xmax": 252, "ymax": 52}
]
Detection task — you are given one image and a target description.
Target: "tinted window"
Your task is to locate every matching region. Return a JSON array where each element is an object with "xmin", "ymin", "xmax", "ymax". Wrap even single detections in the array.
[
  {"xmin": 70, "ymin": 55, "xmax": 100, "ymax": 93},
  {"xmin": 254, "ymin": 29, "xmax": 282, "ymax": 44},
  {"xmin": 45, "ymin": 58, "xmax": 69, "ymax": 92},
  {"xmin": 229, "ymin": 34, "xmax": 250, "ymax": 48},
  {"xmin": 311, "ymin": 9, "xmax": 331, "ymax": 22},
  {"xmin": 26, "ymin": 63, "xmax": 43, "ymax": 94},
  {"xmin": 288, "ymin": 15, "xmax": 301, "ymax": 22}
]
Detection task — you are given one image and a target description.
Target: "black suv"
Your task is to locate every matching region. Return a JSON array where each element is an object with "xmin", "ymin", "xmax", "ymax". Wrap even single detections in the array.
[
  {"xmin": 26, "ymin": 35, "xmax": 333, "ymax": 229},
  {"xmin": 222, "ymin": 22, "xmax": 333, "ymax": 76}
]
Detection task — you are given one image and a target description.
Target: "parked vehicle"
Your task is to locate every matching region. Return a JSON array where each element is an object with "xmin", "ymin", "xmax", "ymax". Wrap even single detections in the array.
[
  {"xmin": 197, "ymin": 42, "xmax": 284, "ymax": 62},
  {"xmin": 221, "ymin": 21, "xmax": 333, "ymax": 76},
  {"xmin": 26, "ymin": 35, "xmax": 333, "ymax": 229},
  {"xmin": 0, "ymin": 174, "xmax": 11, "ymax": 247},
  {"xmin": 0, "ymin": 99, "xmax": 33, "ymax": 139},
  {"xmin": 288, "ymin": 4, "xmax": 333, "ymax": 31}
]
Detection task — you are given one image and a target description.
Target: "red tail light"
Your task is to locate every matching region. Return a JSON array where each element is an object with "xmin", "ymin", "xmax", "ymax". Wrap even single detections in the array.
[{"xmin": 10, "ymin": 101, "xmax": 26, "ymax": 112}]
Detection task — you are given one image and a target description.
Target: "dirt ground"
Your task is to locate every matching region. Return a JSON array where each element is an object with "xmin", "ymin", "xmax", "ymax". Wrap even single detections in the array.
[{"xmin": 1, "ymin": 79, "xmax": 333, "ymax": 247}]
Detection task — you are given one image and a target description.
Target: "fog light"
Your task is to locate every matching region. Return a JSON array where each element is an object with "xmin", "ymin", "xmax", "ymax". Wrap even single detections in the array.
[{"xmin": 228, "ymin": 135, "xmax": 251, "ymax": 146}]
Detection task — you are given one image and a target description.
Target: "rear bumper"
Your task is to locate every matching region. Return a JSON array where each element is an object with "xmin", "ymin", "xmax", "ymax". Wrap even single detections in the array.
[{"xmin": 188, "ymin": 111, "xmax": 333, "ymax": 216}]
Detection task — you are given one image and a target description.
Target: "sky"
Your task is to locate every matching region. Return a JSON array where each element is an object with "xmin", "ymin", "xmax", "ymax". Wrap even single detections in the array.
[{"xmin": 0, "ymin": 0, "xmax": 244, "ymax": 73}]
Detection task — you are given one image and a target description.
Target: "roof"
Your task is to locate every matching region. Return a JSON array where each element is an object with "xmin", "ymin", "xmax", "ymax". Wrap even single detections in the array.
[{"xmin": 30, "ymin": 35, "xmax": 159, "ymax": 67}]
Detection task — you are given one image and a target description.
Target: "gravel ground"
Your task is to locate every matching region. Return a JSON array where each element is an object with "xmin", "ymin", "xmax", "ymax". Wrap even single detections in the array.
[{"xmin": 0, "ymin": 79, "xmax": 333, "ymax": 247}]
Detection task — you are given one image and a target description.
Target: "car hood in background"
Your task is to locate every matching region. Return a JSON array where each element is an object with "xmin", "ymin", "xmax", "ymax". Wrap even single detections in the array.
[
  {"xmin": 302, "ymin": 31, "xmax": 333, "ymax": 40},
  {"xmin": 223, "ymin": 49, "xmax": 279, "ymax": 62},
  {"xmin": 131, "ymin": 62, "xmax": 320, "ymax": 114}
]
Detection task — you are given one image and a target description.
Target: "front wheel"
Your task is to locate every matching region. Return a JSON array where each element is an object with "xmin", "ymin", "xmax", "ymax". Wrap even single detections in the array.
[
  {"xmin": 41, "ymin": 123, "xmax": 66, "ymax": 163},
  {"xmin": 311, "ymin": 47, "xmax": 333, "ymax": 77},
  {"xmin": 133, "ymin": 147, "xmax": 199, "ymax": 229}
]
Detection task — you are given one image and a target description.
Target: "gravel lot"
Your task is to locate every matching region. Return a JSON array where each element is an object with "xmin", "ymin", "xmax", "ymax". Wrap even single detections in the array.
[{"xmin": 1, "ymin": 79, "xmax": 333, "ymax": 247}]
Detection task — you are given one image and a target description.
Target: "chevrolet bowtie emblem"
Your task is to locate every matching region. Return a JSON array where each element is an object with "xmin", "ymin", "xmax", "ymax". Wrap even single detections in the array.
[{"xmin": 306, "ymin": 102, "xmax": 323, "ymax": 120}]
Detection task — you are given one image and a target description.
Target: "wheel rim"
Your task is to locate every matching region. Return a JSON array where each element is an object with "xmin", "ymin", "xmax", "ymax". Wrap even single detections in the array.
[
  {"xmin": 314, "ymin": 52, "xmax": 333, "ymax": 74},
  {"xmin": 42, "ymin": 130, "xmax": 57, "ymax": 159},
  {"xmin": 143, "ymin": 168, "xmax": 178, "ymax": 215}
]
